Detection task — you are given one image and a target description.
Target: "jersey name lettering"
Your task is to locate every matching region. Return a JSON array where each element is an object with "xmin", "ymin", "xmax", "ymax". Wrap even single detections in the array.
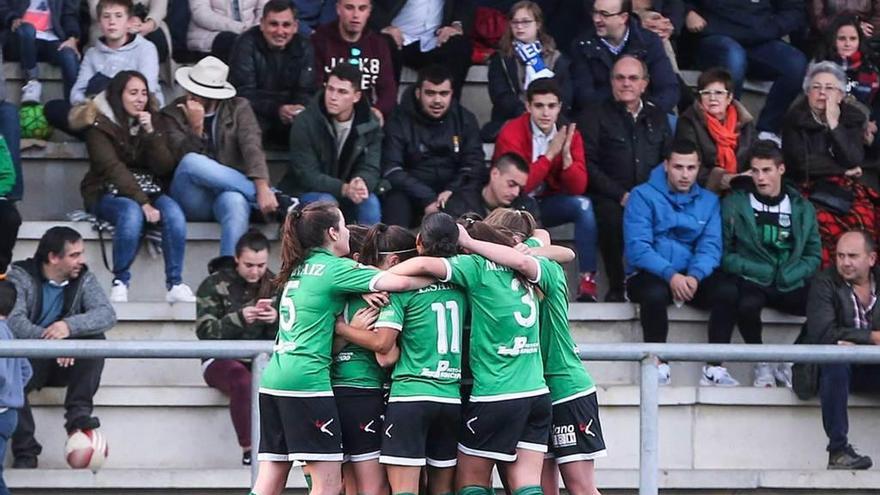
[{"xmin": 291, "ymin": 263, "xmax": 326, "ymax": 277}]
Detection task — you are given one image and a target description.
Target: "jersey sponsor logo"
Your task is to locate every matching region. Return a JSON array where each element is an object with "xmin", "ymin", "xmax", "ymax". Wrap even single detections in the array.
[
  {"xmin": 291, "ymin": 263, "xmax": 326, "ymax": 277},
  {"xmin": 420, "ymin": 360, "xmax": 461, "ymax": 380},
  {"xmin": 552, "ymin": 424, "xmax": 577, "ymax": 448},
  {"xmin": 417, "ymin": 283, "xmax": 455, "ymax": 294},
  {"xmin": 466, "ymin": 416, "xmax": 478, "ymax": 435},
  {"xmin": 497, "ymin": 336, "xmax": 540, "ymax": 356},
  {"xmin": 579, "ymin": 419, "xmax": 596, "ymax": 438},
  {"xmin": 360, "ymin": 420, "xmax": 376, "ymax": 434},
  {"xmin": 273, "ymin": 341, "xmax": 298, "ymax": 353},
  {"xmin": 315, "ymin": 418, "xmax": 335, "ymax": 436},
  {"xmin": 335, "ymin": 352, "xmax": 353, "ymax": 362},
  {"xmin": 384, "ymin": 423, "xmax": 394, "ymax": 438}
]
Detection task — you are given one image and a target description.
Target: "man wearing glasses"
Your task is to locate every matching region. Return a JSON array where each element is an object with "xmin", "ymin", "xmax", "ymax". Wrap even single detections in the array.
[
  {"xmin": 581, "ymin": 55, "xmax": 672, "ymax": 302},
  {"xmin": 685, "ymin": 0, "xmax": 808, "ymax": 145},
  {"xmin": 570, "ymin": 0, "xmax": 679, "ymax": 115},
  {"xmin": 229, "ymin": 0, "xmax": 317, "ymax": 147},
  {"xmin": 313, "ymin": 0, "xmax": 398, "ymax": 120}
]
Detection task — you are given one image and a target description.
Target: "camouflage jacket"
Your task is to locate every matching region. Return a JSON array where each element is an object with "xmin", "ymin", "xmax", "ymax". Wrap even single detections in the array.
[{"xmin": 195, "ymin": 257, "xmax": 277, "ymax": 341}]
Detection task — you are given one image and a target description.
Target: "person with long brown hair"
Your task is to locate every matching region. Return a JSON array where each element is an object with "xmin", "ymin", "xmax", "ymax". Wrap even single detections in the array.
[{"xmin": 250, "ymin": 202, "xmax": 432, "ymax": 495}]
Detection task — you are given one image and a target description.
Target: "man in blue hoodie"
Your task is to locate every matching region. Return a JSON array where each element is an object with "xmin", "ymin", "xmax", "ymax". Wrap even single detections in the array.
[
  {"xmin": 0, "ymin": 280, "xmax": 33, "ymax": 494},
  {"xmin": 623, "ymin": 140, "xmax": 730, "ymax": 385}
]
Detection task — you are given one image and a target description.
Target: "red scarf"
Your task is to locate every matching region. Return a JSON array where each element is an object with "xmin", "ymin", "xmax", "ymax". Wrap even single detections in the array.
[{"xmin": 705, "ymin": 105, "xmax": 739, "ymax": 174}]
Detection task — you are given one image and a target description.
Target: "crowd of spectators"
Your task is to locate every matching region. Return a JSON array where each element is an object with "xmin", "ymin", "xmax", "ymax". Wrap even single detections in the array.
[{"xmin": 2, "ymin": 0, "xmax": 880, "ymax": 474}]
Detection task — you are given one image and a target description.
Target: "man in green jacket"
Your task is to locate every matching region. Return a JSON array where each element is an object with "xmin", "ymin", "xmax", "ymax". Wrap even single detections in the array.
[
  {"xmin": 704, "ymin": 140, "xmax": 821, "ymax": 388},
  {"xmin": 277, "ymin": 63, "xmax": 383, "ymax": 224}
]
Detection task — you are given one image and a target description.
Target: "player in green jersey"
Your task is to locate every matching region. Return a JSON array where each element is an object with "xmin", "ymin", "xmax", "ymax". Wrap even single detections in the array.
[
  {"xmin": 251, "ymin": 203, "xmax": 433, "ymax": 495},
  {"xmin": 389, "ymin": 220, "xmax": 550, "ymax": 495},
  {"xmin": 486, "ymin": 210, "xmax": 607, "ymax": 495},
  {"xmin": 368, "ymin": 213, "xmax": 468, "ymax": 495},
  {"xmin": 331, "ymin": 224, "xmax": 419, "ymax": 495}
]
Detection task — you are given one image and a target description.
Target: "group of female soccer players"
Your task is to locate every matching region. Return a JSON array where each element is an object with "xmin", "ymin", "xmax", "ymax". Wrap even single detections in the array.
[{"xmin": 248, "ymin": 202, "xmax": 607, "ymax": 495}]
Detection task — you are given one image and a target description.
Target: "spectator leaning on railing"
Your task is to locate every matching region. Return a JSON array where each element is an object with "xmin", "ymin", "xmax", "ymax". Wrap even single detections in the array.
[
  {"xmin": 196, "ymin": 230, "xmax": 277, "ymax": 467},
  {"xmin": 6, "ymin": 226, "xmax": 116, "ymax": 470}
]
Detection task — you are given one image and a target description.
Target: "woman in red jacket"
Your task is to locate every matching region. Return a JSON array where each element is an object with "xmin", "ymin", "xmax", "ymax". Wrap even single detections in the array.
[{"xmin": 493, "ymin": 78, "xmax": 598, "ymax": 301}]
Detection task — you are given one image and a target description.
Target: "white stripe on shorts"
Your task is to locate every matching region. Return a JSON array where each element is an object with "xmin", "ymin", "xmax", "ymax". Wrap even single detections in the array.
[
  {"xmin": 380, "ymin": 455, "xmax": 426, "ymax": 466},
  {"xmin": 348, "ymin": 450, "xmax": 381, "ymax": 463},
  {"xmin": 258, "ymin": 453, "xmax": 290, "ymax": 462},
  {"xmin": 457, "ymin": 443, "xmax": 517, "ymax": 462},
  {"xmin": 290, "ymin": 452, "xmax": 344, "ymax": 462},
  {"xmin": 516, "ymin": 441, "xmax": 548, "ymax": 453},
  {"xmin": 426, "ymin": 457, "xmax": 457, "ymax": 468},
  {"xmin": 554, "ymin": 450, "xmax": 608, "ymax": 464}
]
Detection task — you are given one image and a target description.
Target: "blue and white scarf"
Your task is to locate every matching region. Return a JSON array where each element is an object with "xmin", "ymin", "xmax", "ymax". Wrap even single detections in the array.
[{"xmin": 514, "ymin": 40, "xmax": 555, "ymax": 90}]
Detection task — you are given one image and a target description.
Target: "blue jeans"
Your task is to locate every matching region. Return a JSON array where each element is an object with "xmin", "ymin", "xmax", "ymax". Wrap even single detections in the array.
[
  {"xmin": 169, "ymin": 153, "xmax": 257, "ymax": 256},
  {"xmin": 697, "ymin": 35, "xmax": 807, "ymax": 133},
  {"xmin": 292, "ymin": 0, "xmax": 337, "ymax": 35},
  {"xmin": 0, "ymin": 408, "xmax": 18, "ymax": 495},
  {"xmin": 0, "ymin": 102, "xmax": 22, "ymax": 200},
  {"xmin": 10, "ymin": 23, "xmax": 80, "ymax": 101},
  {"xmin": 819, "ymin": 363, "xmax": 880, "ymax": 452},
  {"xmin": 94, "ymin": 194, "xmax": 187, "ymax": 289},
  {"xmin": 300, "ymin": 192, "xmax": 382, "ymax": 225},
  {"xmin": 538, "ymin": 194, "xmax": 598, "ymax": 273}
]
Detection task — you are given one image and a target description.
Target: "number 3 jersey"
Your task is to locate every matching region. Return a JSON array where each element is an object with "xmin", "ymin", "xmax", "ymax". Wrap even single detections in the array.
[
  {"xmin": 376, "ymin": 283, "xmax": 469, "ymax": 403},
  {"xmin": 260, "ymin": 248, "xmax": 384, "ymax": 396},
  {"xmin": 441, "ymin": 254, "xmax": 550, "ymax": 402}
]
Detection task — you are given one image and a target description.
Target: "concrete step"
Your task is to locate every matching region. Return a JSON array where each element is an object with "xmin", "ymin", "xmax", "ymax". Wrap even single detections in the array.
[
  {"xmin": 10, "ymin": 385, "xmax": 879, "ymax": 471},
  {"xmin": 7, "ymin": 467, "xmax": 880, "ymax": 493},
  {"xmin": 17, "ymin": 141, "xmax": 495, "ymax": 220}
]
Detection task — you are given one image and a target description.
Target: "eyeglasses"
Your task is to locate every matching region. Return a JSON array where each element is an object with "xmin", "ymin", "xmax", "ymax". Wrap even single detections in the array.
[
  {"xmin": 698, "ymin": 89, "xmax": 729, "ymax": 98},
  {"xmin": 510, "ymin": 19, "xmax": 536, "ymax": 26},
  {"xmin": 592, "ymin": 9, "xmax": 624, "ymax": 18},
  {"xmin": 613, "ymin": 74, "xmax": 642, "ymax": 82},
  {"xmin": 808, "ymin": 84, "xmax": 841, "ymax": 93}
]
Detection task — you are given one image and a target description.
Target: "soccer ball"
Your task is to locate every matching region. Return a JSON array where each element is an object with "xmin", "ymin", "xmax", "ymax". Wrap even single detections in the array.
[
  {"xmin": 64, "ymin": 429, "xmax": 109, "ymax": 472},
  {"xmin": 19, "ymin": 104, "xmax": 53, "ymax": 140}
]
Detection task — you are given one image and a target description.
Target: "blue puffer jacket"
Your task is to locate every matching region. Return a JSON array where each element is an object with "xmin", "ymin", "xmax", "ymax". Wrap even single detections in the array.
[{"xmin": 623, "ymin": 164, "xmax": 722, "ymax": 281}]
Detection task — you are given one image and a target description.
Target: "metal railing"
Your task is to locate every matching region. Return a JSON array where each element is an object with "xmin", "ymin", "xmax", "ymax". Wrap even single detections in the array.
[{"xmin": 3, "ymin": 340, "xmax": 880, "ymax": 494}]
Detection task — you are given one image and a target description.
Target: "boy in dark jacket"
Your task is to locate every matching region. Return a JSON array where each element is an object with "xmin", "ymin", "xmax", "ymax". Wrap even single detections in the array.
[
  {"xmin": 0, "ymin": 280, "xmax": 32, "ymax": 493},
  {"xmin": 381, "ymin": 64, "xmax": 483, "ymax": 228},
  {"xmin": 196, "ymin": 231, "xmax": 276, "ymax": 466},
  {"xmin": 229, "ymin": 0, "xmax": 316, "ymax": 147},
  {"xmin": 0, "ymin": 0, "xmax": 81, "ymax": 103},
  {"xmin": 278, "ymin": 62, "xmax": 383, "ymax": 224}
]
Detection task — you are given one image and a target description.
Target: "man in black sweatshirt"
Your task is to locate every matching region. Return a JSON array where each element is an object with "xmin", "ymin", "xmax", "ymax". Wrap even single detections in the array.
[{"xmin": 381, "ymin": 64, "xmax": 484, "ymax": 227}]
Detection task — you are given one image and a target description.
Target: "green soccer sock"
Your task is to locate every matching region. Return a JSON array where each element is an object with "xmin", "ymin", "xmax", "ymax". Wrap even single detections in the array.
[
  {"xmin": 458, "ymin": 486, "xmax": 493, "ymax": 495},
  {"xmin": 304, "ymin": 473, "xmax": 313, "ymax": 491},
  {"xmin": 512, "ymin": 485, "xmax": 543, "ymax": 495}
]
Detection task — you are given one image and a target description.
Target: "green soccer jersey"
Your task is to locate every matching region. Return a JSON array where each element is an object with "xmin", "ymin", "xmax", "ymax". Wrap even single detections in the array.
[
  {"xmin": 535, "ymin": 257, "xmax": 596, "ymax": 403},
  {"xmin": 442, "ymin": 254, "xmax": 548, "ymax": 401},
  {"xmin": 376, "ymin": 283, "xmax": 468, "ymax": 403},
  {"xmin": 330, "ymin": 298, "xmax": 387, "ymax": 389},
  {"xmin": 524, "ymin": 237, "xmax": 543, "ymax": 248},
  {"xmin": 260, "ymin": 248, "xmax": 384, "ymax": 396}
]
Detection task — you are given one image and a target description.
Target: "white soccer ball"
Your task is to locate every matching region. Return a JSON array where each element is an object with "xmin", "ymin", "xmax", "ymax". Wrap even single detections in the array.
[{"xmin": 64, "ymin": 429, "xmax": 109, "ymax": 472}]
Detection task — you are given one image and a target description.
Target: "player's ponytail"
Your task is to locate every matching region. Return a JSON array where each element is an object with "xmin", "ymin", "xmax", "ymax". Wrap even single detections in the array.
[
  {"xmin": 360, "ymin": 223, "xmax": 417, "ymax": 268},
  {"xmin": 419, "ymin": 212, "xmax": 459, "ymax": 257},
  {"xmin": 484, "ymin": 208, "xmax": 537, "ymax": 241},
  {"xmin": 347, "ymin": 224, "xmax": 370, "ymax": 261},
  {"xmin": 274, "ymin": 201, "xmax": 341, "ymax": 289}
]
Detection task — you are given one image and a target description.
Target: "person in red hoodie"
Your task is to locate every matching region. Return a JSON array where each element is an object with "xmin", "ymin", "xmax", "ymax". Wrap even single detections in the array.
[{"xmin": 494, "ymin": 77, "xmax": 599, "ymax": 301}]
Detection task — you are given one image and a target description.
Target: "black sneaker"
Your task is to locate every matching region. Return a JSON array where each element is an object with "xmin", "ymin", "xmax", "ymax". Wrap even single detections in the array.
[
  {"xmin": 242, "ymin": 450, "xmax": 252, "ymax": 466},
  {"xmin": 829, "ymin": 444, "xmax": 873, "ymax": 470},
  {"xmin": 12, "ymin": 456, "xmax": 38, "ymax": 469},
  {"xmin": 605, "ymin": 288, "xmax": 627, "ymax": 303},
  {"xmin": 67, "ymin": 416, "xmax": 100, "ymax": 433}
]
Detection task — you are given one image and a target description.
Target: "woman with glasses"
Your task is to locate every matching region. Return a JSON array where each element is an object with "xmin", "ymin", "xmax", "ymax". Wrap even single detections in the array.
[
  {"xmin": 675, "ymin": 67, "xmax": 756, "ymax": 193},
  {"xmin": 481, "ymin": 0, "xmax": 572, "ymax": 141},
  {"xmin": 782, "ymin": 61, "xmax": 877, "ymax": 267},
  {"xmin": 817, "ymin": 15, "xmax": 880, "ymax": 116}
]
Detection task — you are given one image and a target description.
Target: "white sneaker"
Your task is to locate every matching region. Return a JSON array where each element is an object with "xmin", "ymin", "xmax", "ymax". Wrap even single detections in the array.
[
  {"xmin": 700, "ymin": 365, "xmax": 740, "ymax": 386},
  {"xmin": 109, "ymin": 280, "xmax": 128, "ymax": 303},
  {"xmin": 774, "ymin": 362, "xmax": 793, "ymax": 388},
  {"xmin": 166, "ymin": 283, "xmax": 196, "ymax": 303},
  {"xmin": 753, "ymin": 362, "xmax": 776, "ymax": 387},
  {"xmin": 21, "ymin": 80, "xmax": 42, "ymax": 104},
  {"xmin": 757, "ymin": 131, "xmax": 782, "ymax": 147},
  {"xmin": 657, "ymin": 363, "xmax": 671, "ymax": 386}
]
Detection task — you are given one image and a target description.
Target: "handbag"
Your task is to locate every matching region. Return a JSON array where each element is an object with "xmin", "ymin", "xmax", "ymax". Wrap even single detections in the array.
[{"xmin": 809, "ymin": 179, "xmax": 854, "ymax": 216}]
